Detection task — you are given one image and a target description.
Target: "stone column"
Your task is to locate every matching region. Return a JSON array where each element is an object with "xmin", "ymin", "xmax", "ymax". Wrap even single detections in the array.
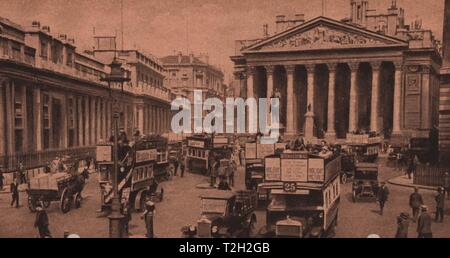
[
  {"xmin": 84, "ymin": 96, "xmax": 90, "ymax": 146},
  {"xmin": 326, "ymin": 63, "xmax": 337, "ymax": 139},
  {"xmin": 6, "ymin": 81, "xmax": 14, "ymax": 154},
  {"xmin": 0, "ymin": 79, "xmax": 6, "ymax": 156},
  {"xmin": 265, "ymin": 65, "xmax": 274, "ymax": 129},
  {"xmin": 304, "ymin": 64, "xmax": 315, "ymax": 139},
  {"xmin": 138, "ymin": 104, "xmax": 144, "ymax": 134},
  {"xmin": 348, "ymin": 62, "xmax": 359, "ymax": 133},
  {"xmin": 246, "ymin": 66, "xmax": 255, "ymax": 133},
  {"xmin": 34, "ymin": 87, "xmax": 42, "ymax": 151},
  {"xmin": 392, "ymin": 62, "xmax": 403, "ymax": 134},
  {"xmin": 96, "ymin": 98, "xmax": 102, "ymax": 142},
  {"xmin": 285, "ymin": 65, "xmax": 295, "ymax": 135},
  {"xmin": 370, "ymin": 61, "xmax": 381, "ymax": 133},
  {"xmin": 90, "ymin": 97, "xmax": 96, "ymax": 145},
  {"xmin": 77, "ymin": 96, "xmax": 83, "ymax": 146}
]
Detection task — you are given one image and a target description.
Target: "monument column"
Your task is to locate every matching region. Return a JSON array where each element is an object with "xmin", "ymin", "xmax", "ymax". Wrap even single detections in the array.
[
  {"xmin": 370, "ymin": 61, "xmax": 381, "ymax": 133},
  {"xmin": 285, "ymin": 65, "xmax": 295, "ymax": 135},
  {"xmin": 348, "ymin": 62, "xmax": 359, "ymax": 133},
  {"xmin": 0, "ymin": 78, "xmax": 6, "ymax": 157},
  {"xmin": 392, "ymin": 62, "xmax": 403, "ymax": 135},
  {"xmin": 325, "ymin": 63, "xmax": 337, "ymax": 140},
  {"xmin": 304, "ymin": 64, "xmax": 315, "ymax": 139}
]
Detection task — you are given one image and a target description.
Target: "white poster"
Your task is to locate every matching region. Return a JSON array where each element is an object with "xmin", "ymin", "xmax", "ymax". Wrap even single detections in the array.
[
  {"xmin": 188, "ymin": 140, "xmax": 205, "ymax": 148},
  {"xmin": 265, "ymin": 157, "xmax": 281, "ymax": 181},
  {"xmin": 308, "ymin": 158, "xmax": 325, "ymax": 182},
  {"xmin": 96, "ymin": 145, "xmax": 112, "ymax": 162},
  {"xmin": 281, "ymin": 159, "xmax": 308, "ymax": 182},
  {"xmin": 136, "ymin": 149, "xmax": 157, "ymax": 163},
  {"xmin": 245, "ymin": 143, "xmax": 257, "ymax": 159}
]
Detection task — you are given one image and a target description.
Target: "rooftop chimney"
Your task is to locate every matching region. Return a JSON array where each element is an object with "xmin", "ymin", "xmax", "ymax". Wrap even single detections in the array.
[
  {"xmin": 31, "ymin": 21, "xmax": 40, "ymax": 28},
  {"xmin": 68, "ymin": 38, "xmax": 75, "ymax": 44},
  {"xmin": 443, "ymin": 0, "xmax": 450, "ymax": 68},
  {"xmin": 263, "ymin": 24, "xmax": 269, "ymax": 37},
  {"xmin": 59, "ymin": 34, "xmax": 67, "ymax": 41},
  {"xmin": 276, "ymin": 15, "xmax": 286, "ymax": 32},
  {"xmin": 189, "ymin": 53, "xmax": 194, "ymax": 63},
  {"xmin": 42, "ymin": 26, "xmax": 50, "ymax": 33}
]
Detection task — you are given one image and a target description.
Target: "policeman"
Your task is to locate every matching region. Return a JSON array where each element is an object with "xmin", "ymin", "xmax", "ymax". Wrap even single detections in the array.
[{"xmin": 141, "ymin": 201, "xmax": 156, "ymax": 238}]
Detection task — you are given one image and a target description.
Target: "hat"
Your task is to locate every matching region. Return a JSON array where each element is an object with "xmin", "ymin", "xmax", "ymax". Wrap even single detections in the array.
[
  {"xmin": 399, "ymin": 212, "xmax": 410, "ymax": 220},
  {"xmin": 420, "ymin": 205, "xmax": 428, "ymax": 211}
]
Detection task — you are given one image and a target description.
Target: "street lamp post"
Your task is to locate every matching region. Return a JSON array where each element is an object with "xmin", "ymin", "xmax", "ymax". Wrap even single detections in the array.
[{"xmin": 101, "ymin": 58, "xmax": 130, "ymax": 238}]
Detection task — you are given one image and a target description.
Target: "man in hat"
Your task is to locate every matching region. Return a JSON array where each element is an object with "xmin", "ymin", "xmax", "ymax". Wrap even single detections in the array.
[
  {"xmin": 34, "ymin": 203, "xmax": 51, "ymax": 238},
  {"xmin": 409, "ymin": 187, "xmax": 423, "ymax": 222},
  {"xmin": 377, "ymin": 182, "xmax": 390, "ymax": 215},
  {"xmin": 141, "ymin": 201, "xmax": 155, "ymax": 238},
  {"xmin": 417, "ymin": 205, "xmax": 432, "ymax": 238},
  {"xmin": 395, "ymin": 212, "xmax": 410, "ymax": 238},
  {"xmin": 10, "ymin": 178, "xmax": 19, "ymax": 208},
  {"xmin": 435, "ymin": 187, "xmax": 445, "ymax": 223}
]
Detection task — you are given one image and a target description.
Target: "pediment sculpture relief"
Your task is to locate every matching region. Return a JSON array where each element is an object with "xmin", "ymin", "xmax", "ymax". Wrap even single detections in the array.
[{"xmin": 261, "ymin": 25, "xmax": 390, "ymax": 50}]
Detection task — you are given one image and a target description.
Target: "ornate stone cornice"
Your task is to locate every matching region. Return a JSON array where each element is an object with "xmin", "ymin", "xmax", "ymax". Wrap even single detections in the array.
[
  {"xmin": 393, "ymin": 60, "xmax": 404, "ymax": 71},
  {"xmin": 246, "ymin": 66, "xmax": 256, "ymax": 76},
  {"xmin": 327, "ymin": 63, "xmax": 338, "ymax": 72},
  {"xmin": 233, "ymin": 71, "xmax": 247, "ymax": 80},
  {"xmin": 348, "ymin": 62, "xmax": 360, "ymax": 72},
  {"xmin": 370, "ymin": 61, "xmax": 383, "ymax": 71}
]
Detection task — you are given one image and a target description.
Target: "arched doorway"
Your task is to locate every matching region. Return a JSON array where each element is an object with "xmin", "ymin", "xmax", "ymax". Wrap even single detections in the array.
[{"xmin": 335, "ymin": 63, "xmax": 351, "ymax": 139}]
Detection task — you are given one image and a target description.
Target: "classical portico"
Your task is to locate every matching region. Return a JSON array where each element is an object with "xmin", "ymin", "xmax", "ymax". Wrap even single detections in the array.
[{"xmin": 231, "ymin": 16, "xmax": 441, "ymax": 142}]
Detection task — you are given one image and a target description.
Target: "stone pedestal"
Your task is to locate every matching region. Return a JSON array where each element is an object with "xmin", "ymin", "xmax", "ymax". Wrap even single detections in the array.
[
  {"xmin": 304, "ymin": 111, "xmax": 315, "ymax": 140},
  {"xmin": 324, "ymin": 132, "xmax": 336, "ymax": 143}
]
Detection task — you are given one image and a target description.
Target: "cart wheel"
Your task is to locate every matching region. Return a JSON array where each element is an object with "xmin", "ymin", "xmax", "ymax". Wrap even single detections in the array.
[
  {"xmin": 74, "ymin": 192, "xmax": 82, "ymax": 209},
  {"xmin": 28, "ymin": 196, "xmax": 37, "ymax": 212},
  {"xmin": 340, "ymin": 173, "xmax": 348, "ymax": 184},
  {"xmin": 60, "ymin": 188, "xmax": 72, "ymax": 213},
  {"xmin": 352, "ymin": 191, "xmax": 357, "ymax": 203},
  {"xmin": 43, "ymin": 200, "xmax": 51, "ymax": 208}
]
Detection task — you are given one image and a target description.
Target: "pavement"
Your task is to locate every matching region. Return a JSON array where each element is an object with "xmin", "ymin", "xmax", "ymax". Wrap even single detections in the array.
[{"xmin": 387, "ymin": 174, "xmax": 438, "ymax": 191}]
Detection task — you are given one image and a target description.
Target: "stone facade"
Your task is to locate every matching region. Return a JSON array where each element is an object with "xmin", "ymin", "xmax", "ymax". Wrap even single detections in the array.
[
  {"xmin": 231, "ymin": 1, "xmax": 441, "ymax": 143},
  {"xmin": 0, "ymin": 17, "xmax": 173, "ymax": 171}
]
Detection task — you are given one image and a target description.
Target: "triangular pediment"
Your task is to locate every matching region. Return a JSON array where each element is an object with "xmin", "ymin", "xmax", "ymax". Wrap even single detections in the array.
[{"xmin": 242, "ymin": 17, "xmax": 408, "ymax": 53}]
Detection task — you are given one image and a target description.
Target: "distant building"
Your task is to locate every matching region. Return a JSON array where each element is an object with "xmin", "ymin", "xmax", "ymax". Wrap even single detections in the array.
[
  {"xmin": 0, "ymin": 17, "xmax": 173, "ymax": 172},
  {"xmin": 231, "ymin": 0, "xmax": 441, "ymax": 142},
  {"xmin": 161, "ymin": 52, "xmax": 226, "ymax": 132}
]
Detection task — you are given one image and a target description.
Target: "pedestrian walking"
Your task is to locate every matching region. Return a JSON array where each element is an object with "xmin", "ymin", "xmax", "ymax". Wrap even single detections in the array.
[
  {"xmin": 396, "ymin": 151, "xmax": 403, "ymax": 172},
  {"xmin": 407, "ymin": 156, "xmax": 416, "ymax": 179},
  {"xmin": 395, "ymin": 212, "xmax": 410, "ymax": 238},
  {"xmin": 444, "ymin": 172, "xmax": 450, "ymax": 199},
  {"xmin": 377, "ymin": 182, "xmax": 389, "ymax": 215},
  {"xmin": 180, "ymin": 155, "xmax": 185, "ymax": 178},
  {"xmin": 10, "ymin": 178, "xmax": 19, "ymax": 208},
  {"xmin": 141, "ymin": 201, "xmax": 155, "ymax": 238},
  {"xmin": 409, "ymin": 187, "xmax": 423, "ymax": 222},
  {"xmin": 435, "ymin": 187, "xmax": 445, "ymax": 223},
  {"xmin": 417, "ymin": 205, "xmax": 433, "ymax": 238},
  {"xmin": 229, "ymin": 159, "xmax": 237, "ymax": 187},
  {"xmin": 18, "ymin": 162, "xmax": 27, "ymax": 184},
  {"xmin": 34, "ymin": 203, "xmax": 51, "ymax": 238}
]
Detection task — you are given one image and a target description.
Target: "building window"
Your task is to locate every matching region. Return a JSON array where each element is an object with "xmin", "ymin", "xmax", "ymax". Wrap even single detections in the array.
[
  {"xmin": 40, "ymin": 41, "xmax": 48, "ymax": 58},
  {"xmin": 66, "ymin": 52, "xmax": 73, "ymax": 67}
]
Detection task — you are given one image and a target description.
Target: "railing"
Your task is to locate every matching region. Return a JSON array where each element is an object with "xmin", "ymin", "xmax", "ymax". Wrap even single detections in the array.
[
  {"xmin": 413, "ymin": 165, "xmax": 448, "ymax": 187},
  {"xmin": 0, "ymin": 146, "xmax": 96, "ymax": 172}
]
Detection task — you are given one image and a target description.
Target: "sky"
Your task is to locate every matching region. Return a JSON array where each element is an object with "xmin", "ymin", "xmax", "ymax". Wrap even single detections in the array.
[{"xmin": 0, "ymin": 0, "xmax": 445, "ymax": 82}]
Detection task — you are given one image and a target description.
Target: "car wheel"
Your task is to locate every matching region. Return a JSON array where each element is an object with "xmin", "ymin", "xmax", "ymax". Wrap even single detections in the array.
[{"xmin": 60, "ymin": 189, "xmax": 72, "ymax": 213}]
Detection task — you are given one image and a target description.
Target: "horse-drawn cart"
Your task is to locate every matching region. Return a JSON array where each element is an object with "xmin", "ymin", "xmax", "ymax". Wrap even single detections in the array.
[{"xmin": 27, "ymin": 165, "xmax": 89, "ymax": 213}]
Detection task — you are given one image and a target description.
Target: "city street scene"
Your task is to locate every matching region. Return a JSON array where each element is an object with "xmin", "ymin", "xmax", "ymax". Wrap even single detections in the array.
[{"xmin": 1, "ymin": 0, "xmax": 450, "ymax": 239}]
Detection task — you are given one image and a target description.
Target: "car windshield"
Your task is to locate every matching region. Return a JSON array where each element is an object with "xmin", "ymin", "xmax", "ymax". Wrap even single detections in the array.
[
  {"xmin": 201, "ymin": 198, "xmax": 227, "ymax": 214},
  {"xmin": 355, "ymin": 170, "xmax": 377, "ymax": 180}
]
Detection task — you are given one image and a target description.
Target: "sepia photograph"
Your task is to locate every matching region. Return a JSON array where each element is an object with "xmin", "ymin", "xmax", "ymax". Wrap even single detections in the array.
[{"xmin": 0, "ymin": 0, "xmax": 449, "ymax": 243}]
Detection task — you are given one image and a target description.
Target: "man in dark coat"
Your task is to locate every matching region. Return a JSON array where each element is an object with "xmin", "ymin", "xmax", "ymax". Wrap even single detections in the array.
[
  {"xmin": 141, "ymin": 201, "xmax": 155, "ymax": 238},
  {"xmin": 34, "ymin": 203, "xmax": 51, "ymax": 238},
  {"xmin": 409, "ymin": 187, "xmax": 423, "ymax": 222},
  {"xmin": 395, "ymin": 212, "xmax": 410, "ymax": 238},
  {"xmin": 377, "ymin": 182, "xmax": 389, "ymax": 215},
  {"xmin": 0, "ymin": 171, "xmax": 4, "ymax": 190},
  {"xmin": 435, "ymin": 187, "xmax": 445, "ymax": 223},
  {"xmin": 417, "ymin": 205, "xmax": 433, "ymax": 238},
  {"xmin": 10, "ymin": 178, "xmax": 19, "ymax": 208}
]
